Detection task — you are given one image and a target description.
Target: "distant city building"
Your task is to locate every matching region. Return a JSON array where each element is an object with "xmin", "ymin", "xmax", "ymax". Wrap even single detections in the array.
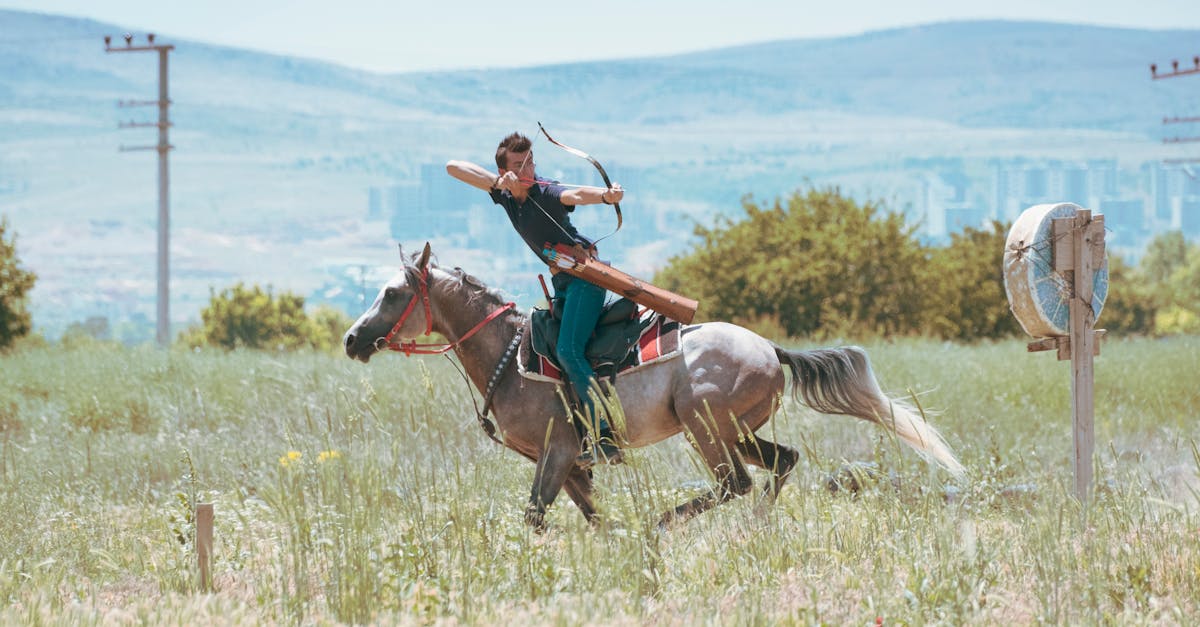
[
  {"xmin": 920, "ymin": 173, "xmax": 973, "ymax": 239},
  {"xmin": 1183, "ymin": 197, "xmax": 1200, "ymax": 239},
  {"xmin": 1098, "ymin": 198, "xmax": 1146, "ymax": 248}
]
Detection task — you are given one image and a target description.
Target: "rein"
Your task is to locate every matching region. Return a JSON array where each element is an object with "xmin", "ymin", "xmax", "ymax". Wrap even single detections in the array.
[
  {"xmin": 374, "ymin": 264, "xmax": 519, "ymax": 447},
  {"xmin": 377, "ymin": 265, "xmax": 516, "ymax": 356}
]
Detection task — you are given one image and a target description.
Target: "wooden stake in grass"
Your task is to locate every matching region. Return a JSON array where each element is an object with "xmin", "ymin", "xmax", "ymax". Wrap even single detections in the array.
[{"xmin": 196, "ymin": 503, "xmax": 213, "ymax": 591}]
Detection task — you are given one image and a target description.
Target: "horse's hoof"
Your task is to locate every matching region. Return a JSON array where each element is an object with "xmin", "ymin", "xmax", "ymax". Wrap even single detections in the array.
[{"xmin": 524, "ymin": 508, "xmax": 546, "ymax": 532}]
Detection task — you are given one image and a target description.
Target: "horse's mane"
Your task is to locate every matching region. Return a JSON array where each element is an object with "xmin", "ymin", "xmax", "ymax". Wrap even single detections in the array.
[
  {"xmin": 448, "ymin": 266, "xmax": 513, "ymax": 308},
  {"xmin": 410, "ymin": 262, "xmax": 526, "ymax": 320}
]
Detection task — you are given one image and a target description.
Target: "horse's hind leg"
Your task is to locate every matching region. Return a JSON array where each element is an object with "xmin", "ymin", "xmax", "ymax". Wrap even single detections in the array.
[
  {"xmin": 737, "ymin": 437, "xmax": 799, "ymax": 501},
  {"xmin": 658, "ymin": 440, "xmax": 754, "ymax": 530}
]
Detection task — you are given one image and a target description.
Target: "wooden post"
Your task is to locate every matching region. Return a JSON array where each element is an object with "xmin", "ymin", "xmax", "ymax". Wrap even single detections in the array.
[
  {"xmin": 196, "ymin": 503, "xmax": 213, "ymax": 591},
  {"xmin": 1018, "ymin": 205, "xmax": 1105, "ymax": 505},
  {"xmin": 1068, "ymin": 211, "xmax": 1096, "ymax": 503}
]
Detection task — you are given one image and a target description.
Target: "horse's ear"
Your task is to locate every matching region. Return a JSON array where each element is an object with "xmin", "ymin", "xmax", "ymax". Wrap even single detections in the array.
[
  {"xmin": 397, "ymin": 243, "xmax": 406, "ymax": 266},
  {"xmin": 416, "ymin": 242, "xmax": 432, "ymax": 270}
]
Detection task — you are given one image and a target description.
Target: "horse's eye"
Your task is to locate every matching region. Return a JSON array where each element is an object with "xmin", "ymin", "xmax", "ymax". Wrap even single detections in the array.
[{"xmin": 384, "ymin": 288, "xmax": 398, "ymax": 302}]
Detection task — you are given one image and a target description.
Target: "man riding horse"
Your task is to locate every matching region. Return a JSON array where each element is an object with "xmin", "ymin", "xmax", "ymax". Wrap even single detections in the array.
[{"xmin": 446, "ymin": 132, "xmax": 626, "ymax": 468}]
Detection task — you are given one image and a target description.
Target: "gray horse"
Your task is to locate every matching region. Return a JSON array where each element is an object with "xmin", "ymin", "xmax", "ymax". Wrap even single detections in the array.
[{"xmin": 343, "ymin": 244, "xmax": 964, "ymax": 530}]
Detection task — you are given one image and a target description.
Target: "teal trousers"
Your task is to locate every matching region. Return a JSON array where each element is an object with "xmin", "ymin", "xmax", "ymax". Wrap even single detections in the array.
[{"xmin": 555, "ymin": 275, "xmax": 608, "ymax": 430}]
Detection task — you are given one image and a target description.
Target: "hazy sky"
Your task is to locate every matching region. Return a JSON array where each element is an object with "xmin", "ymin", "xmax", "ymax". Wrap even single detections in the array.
[{"xmin": 2, "ymin": 0, "xmax": 1200, "ymax": 73}]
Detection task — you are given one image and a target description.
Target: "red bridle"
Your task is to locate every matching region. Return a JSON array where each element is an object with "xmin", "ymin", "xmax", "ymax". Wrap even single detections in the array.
[{"xmin": 376, "ymin": 265, "xmax": 515, "ymax": 356}]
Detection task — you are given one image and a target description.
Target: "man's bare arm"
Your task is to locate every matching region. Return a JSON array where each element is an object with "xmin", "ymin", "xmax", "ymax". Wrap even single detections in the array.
[{"xmin": 446, "ymin": 160, "xmax": 501, "ymax": 192}]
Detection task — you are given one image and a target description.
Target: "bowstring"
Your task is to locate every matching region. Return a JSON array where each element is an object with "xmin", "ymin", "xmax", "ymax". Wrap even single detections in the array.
[
  {"xmin": 536, "ymin": 122, "xmax": 622, "ymax": 246},
  {"xmin": 518, "ymin": 128, "xmax": 583, "ymax": 245}
]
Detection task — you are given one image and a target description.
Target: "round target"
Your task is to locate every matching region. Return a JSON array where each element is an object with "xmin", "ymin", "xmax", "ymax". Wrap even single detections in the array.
[{"xmin": 1003, "ymin": 203, "xmax": 1108, "ymax": 338}]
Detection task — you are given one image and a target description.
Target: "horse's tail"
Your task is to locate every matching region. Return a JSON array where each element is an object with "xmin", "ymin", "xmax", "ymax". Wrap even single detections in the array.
[{"xmin": 774, "ymin": 344, "xmax": 965, "ymax": 477}]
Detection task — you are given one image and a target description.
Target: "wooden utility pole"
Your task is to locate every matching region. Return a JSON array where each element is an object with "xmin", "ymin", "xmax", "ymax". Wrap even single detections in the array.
[{"xmin": 105, "ymin": 33, "xmax": 174, "ymax": 346}]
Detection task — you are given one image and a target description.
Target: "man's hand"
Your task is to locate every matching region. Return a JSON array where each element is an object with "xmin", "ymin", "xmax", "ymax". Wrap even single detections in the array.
[
  {"xmin": 600, "ymin": 184, "xmax": 623, "ymax": 205},
  {"xmin": 494, "ymin": 170, "xmax": 520, "ymax": 192}
]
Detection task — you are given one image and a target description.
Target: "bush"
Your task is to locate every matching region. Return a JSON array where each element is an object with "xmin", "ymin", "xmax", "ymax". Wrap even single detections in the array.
[
  {"xmin": 656, "ymin": 188, "xmax": 1022, "ymax": 340},
  {"xmin": 655, "ymin": 188, "xmax": 925, "ymax": 338},
  {"xmin": 922, "ymin": 221, "xmax": 1021, "ymax": 341},
  {"xmin": 654, "ymin": 191, "xmax": 1200, "ymax": 341},
  {"xmin": 0, "ymin": 217, "xmax": 37, "ymax": 351},
  {"xmin": 181, "ymin": 283, "xmax": 352, "ymax": 351},
  {"xmin": 1098, "ymin": 256, "xmax": 1156, "ymax": 335},
  {"xmin": 1103, "ymin": 231, "xmax": 1200, "ymax": 337}
]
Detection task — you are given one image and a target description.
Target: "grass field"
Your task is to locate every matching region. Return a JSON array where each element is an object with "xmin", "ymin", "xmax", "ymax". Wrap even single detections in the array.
[{"xmin": 1, "ymin": 336, "xmax": 1198, "ymax": 625}]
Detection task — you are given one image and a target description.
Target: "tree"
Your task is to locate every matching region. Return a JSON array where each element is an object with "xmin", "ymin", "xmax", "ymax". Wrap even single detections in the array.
[
  {"xmin": 1098, "ymin": 255, "xmax": 1156, "ymax": 335},
  {"xmin": 1112, "ymin": 230, "xmax": 1200, "ymax": 336},
  {"xmin": 309, "ymin": 305, "xmax": 355, "ymax": 352},
  {"xmin": 655, "ymin": 187, "xmax": 926, "ymax": 338},
  {"xmin": 0, "ymin": 217, "xmax": 37, "ymax": 351},
  {"xmin": 922, "ymin": 221, "xmax": 1022, "ymax": 341},
  {"xmin": 1164, "ymin": 242, "xmax": 1200, "ymax": 311},
  {"xmin": 1141, "ymin": 230, "xmax": 1189, "ymax": 284}
]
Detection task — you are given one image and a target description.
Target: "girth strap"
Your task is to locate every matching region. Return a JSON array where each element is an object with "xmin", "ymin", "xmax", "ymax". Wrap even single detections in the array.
[{"xmin": 474, "ymin": 327, "xmax": 524, "ymax": 445}]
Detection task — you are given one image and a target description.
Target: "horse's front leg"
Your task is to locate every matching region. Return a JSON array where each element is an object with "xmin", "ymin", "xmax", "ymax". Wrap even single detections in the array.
[
  {"xmin": 563, "ymin": 468, "xmax": 600, "ymax": 527},
  {"xmin": 525, "ymin": 446, "xmax": 577, "ymax": 532}
]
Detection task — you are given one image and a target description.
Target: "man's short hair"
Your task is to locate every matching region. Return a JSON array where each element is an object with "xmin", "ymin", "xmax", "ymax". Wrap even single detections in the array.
[{"xmin": 495, "ymin": 132, "xmax": 532, "ymax": 171}]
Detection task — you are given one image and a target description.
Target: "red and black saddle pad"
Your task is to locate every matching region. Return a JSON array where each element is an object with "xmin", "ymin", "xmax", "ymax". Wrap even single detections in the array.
[{"xmin": 517, "ymin": 311, "xmax": 683, "ymax": 383}]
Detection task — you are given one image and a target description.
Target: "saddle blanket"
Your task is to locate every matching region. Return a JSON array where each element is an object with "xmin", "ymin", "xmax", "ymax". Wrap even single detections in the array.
[{"xmin": 517, "ymin": 312, "xmax": 684, "ymax": 383}]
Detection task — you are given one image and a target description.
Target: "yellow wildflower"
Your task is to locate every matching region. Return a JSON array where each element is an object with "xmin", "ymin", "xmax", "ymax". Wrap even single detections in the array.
[
  {"xmin": 317, "ymin": 450, "xmax": 341, "ymax": 463},
  {"xmin": 278, "ymin": 450, "xmax": 302, "ymax": 467}
]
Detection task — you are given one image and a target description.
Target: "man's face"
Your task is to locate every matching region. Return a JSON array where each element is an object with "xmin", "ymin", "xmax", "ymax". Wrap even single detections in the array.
[{"xmin": 503, "ymin": 150, "xmax": 536, "ymax": 188}]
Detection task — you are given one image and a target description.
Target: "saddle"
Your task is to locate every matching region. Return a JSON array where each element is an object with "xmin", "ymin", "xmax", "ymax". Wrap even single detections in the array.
[{"xmin": 519, "ymin": 297, "xmax": 683, "ymax": 383}]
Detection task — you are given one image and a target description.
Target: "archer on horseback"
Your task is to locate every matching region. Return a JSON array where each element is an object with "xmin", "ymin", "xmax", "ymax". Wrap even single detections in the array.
[{"xmin": 446, "ymin": 131, "xmax": 626, "ymax": 467}]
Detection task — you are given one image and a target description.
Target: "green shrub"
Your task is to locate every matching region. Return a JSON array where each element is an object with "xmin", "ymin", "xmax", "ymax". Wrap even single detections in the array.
[
  {"xmin": 0, "ymin": 217, "xmax": 37, "ymax": 351},
  {"xmin": 656, "ymin": 187, "xmax": 925, "ymax": 338},
  {"xmin": 181, "ymin": 283, "xmax": 352, "ymax": 351}
]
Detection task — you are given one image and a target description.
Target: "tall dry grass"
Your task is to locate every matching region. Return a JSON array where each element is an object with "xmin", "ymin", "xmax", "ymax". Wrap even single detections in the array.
[{"xmin": 0, "ymin": 336, "xmax": 1197, "ymax": 624}]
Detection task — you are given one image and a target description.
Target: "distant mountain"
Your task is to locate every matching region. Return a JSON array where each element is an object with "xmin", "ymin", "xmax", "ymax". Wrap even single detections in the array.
[
  {"xmin": 1, "ymin": 9, "xmax": 1196, "ymax": 337},
  {"xmin": 438, "ymin": 20, "xmax": 1198, "ymax": 134},
  {"xmin": 635, "ymin": 20, "xmax": 1197, "ymax": 132},
  {"xmin": 2, "ymin": 11, "xmax": 1193, "ymax": 136}
]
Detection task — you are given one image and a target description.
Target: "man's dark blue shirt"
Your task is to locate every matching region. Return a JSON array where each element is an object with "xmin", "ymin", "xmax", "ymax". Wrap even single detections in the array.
[{"xmin": 490, "ymin": 180, "xmax": 593, "ymax": 263}]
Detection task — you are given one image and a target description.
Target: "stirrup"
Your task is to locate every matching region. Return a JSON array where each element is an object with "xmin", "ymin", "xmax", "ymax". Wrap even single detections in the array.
[{"xmin": 576, "ymin": 437, "xmax": 624, "ymax": 468}]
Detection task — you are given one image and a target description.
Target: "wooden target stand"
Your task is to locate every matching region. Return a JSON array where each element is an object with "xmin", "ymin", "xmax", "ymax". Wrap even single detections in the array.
[{"xmin": 1010, "ymin": 207, "xmax": 1107, "ymax": 503}]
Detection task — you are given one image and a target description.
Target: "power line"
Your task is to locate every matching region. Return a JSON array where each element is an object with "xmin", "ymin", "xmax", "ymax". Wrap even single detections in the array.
[
  {"xmin": 1150, "ymin": 56, "xmax": 1200, "ymax": 80},
  {"xmin": 0, "ymin": 34, "xmax": 108, "ymax": 45},
  {"xmin": 1150, "ymin": 53, "xmax": 1200, "ymax": 164}
]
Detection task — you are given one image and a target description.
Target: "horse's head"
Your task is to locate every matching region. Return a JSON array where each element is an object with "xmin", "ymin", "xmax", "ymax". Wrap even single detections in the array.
[{"xmin": 343, "ymin": 242, "xmax": 434, "ymax": 363}]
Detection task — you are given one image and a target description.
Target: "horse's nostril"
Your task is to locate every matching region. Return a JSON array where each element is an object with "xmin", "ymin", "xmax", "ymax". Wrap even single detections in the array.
[{"xmin": 344, "ymin": 333, "xmax": 356, "ymax": 349}]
